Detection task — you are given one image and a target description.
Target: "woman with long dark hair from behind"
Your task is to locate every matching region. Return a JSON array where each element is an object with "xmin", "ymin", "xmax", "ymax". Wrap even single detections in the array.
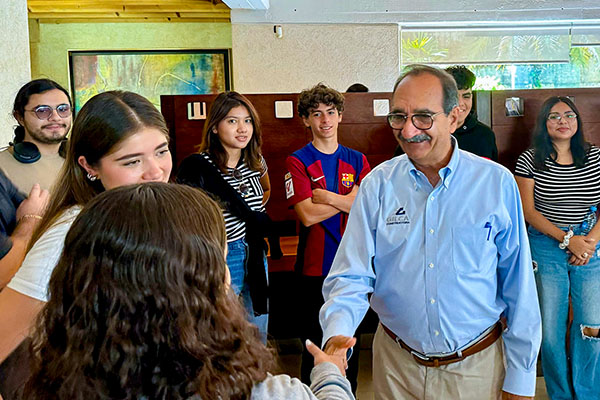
[
  {"xmin": 178, "ymin": 91, "xmax": 271, "ymax": 342},
  {"xmin": 0, "ymin": 91, "xmax": 172, "ymax": 369},
  {"xmin": 515, "ymin": 96, "xmax": 600, "ymax": 399},
  {"xmin": 24, "ymin": 182, "xmax": 354, "ymax": 400}
]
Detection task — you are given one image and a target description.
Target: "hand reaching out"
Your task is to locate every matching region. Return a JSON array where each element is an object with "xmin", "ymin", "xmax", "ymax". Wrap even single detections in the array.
[{"xmin": 306, "ymin": 336, "xmax": 356, "ymax": 376}]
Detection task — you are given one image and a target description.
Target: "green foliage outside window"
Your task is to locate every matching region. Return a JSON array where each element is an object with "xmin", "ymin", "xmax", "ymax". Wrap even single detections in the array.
[{"xmin": 401, "ymin": 31, "xmax": 600, "ymax": 90}]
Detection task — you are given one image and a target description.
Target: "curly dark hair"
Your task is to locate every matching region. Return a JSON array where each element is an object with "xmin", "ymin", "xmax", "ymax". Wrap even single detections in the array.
[
  {"xmin": 199, "ymin": 91, "xmax": 264, "ymax": 174},
  {"xmin": 444, "ymin": 65, "xmax": 476, "ymax": 90},
  {"xmin": 531, "ymin": 96, "xmax": 589, "ymax": 170},
  {"xmin": 24, "ymin": 182, "xmax": 274, "ymax": 400},
  {"xmin": 297, "ymin": 83, "xmax": 345, "ymax": 118}
]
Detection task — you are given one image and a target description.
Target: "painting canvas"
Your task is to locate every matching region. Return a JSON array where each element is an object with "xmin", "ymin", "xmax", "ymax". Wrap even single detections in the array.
[{"xmin": 69, "ymin": 50, "xmax": 230, "ymax": 112}]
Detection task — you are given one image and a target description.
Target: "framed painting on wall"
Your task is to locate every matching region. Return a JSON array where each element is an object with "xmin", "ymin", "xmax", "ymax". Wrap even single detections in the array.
[{"xmin": 69, "ymin": 49, "xmax": 230, "ymax": 113}]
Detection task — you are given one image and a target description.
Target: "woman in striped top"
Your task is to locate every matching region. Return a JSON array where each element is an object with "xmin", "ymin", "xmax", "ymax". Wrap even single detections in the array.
[
  {"xmin": 178, "ymin": 91, "xmax": 271, "ymax": 342},
  {"xmin": 515, "ymin": 96, "xmax": 600, "ymax": 400}
]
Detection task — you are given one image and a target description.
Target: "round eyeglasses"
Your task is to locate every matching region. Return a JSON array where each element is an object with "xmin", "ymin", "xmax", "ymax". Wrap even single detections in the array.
[
  {"xmin": 231, "ymin": 168, "xmax": 249, "ymax": 197},
  {"xmin": 24, "ymin": 104, "xmax": 72, "ymax": 120},
  {"xmin": 547, "ymin": 112, "xmax": 577, "ymax": 123},
  {"xmin": 387, "ymin": 111, "xmax": 444, "ymax": 131}
]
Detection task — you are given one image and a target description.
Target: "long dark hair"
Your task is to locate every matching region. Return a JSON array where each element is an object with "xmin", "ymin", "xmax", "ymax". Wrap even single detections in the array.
[
  {"xmin": 199, "ymin": 91, "xmax": 264, "ymax": 173},
  {"xmin": 28, "ymin": 91, "xmax": 170, "ymax": 251},
  {"xmin": 12, "ymin": 79, "xmax": 72, "ymax": 156},
  {"xmin": 25, "ymin": 183, "xmax": 273, "ymax": 400},
  {"xmin": 532, "ymin": 96, "xmax": 589, "ymax": 170}
]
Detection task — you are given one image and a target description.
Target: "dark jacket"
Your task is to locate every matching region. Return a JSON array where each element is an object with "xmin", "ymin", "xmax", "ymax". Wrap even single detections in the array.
[
  {"xmin": 452, "ymin": 111, "xmax": 498, "ymax": 161},
  {"xmin": 0, "ymin": 170, "xmax": 24, "ymax": 258},
  {"xmin": 177, "ymin": 154, "xmax": 270, "ymax": 315}
]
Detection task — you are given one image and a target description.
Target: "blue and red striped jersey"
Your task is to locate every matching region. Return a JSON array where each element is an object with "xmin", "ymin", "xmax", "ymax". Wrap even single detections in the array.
[{"xmin": 285, "ymin": 143, "xmax": 370, "ymax": 276}]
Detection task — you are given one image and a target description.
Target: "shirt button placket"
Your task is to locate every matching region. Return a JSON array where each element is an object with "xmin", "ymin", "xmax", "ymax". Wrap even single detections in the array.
[{"xmin": 425, "ymin": 189, "xmax": 443, "ymax": 348}]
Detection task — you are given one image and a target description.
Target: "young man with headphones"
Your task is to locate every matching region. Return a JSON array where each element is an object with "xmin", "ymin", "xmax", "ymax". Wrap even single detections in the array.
[{"xmin": 0, "ymin": 79, "xmax": 72, "ymax": 194}]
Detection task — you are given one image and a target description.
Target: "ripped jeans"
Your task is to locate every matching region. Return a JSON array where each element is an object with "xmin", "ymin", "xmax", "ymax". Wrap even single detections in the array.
[{"xmin": 528, "ymin": 225, "xmax": 600, "ymax": 400}]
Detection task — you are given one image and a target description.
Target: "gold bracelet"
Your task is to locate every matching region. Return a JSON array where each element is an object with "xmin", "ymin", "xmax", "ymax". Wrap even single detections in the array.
[{"xmin": 21, "ymin": 214, "xmax": 43, "ymax": 221}]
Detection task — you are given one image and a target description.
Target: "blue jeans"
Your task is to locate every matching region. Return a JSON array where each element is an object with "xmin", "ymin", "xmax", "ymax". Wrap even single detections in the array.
[
  {"xmin": 528, "ymin": 225, "xmax": 600, "ymax": 400},
  {"xmin": 226, "ymin": 238, "xmax": 269, "ymax": 343}
]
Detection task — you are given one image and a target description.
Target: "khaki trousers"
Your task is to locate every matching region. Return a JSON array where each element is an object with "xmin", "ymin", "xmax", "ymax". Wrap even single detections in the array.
[{"xmin": 372, "ymin": 325, "xmax": 505, "ymax": 400}]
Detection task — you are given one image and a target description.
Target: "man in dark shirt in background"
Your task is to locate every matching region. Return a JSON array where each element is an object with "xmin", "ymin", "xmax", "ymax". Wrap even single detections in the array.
[{"xmin": 445, "ymin": 65, "xmax": 498, "ymax": 161}]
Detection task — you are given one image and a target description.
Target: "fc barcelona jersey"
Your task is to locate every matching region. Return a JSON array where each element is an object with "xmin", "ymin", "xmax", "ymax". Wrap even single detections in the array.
[{"xmin": 285, "ymin": 143, "xmax": 370, "ymax": 276}]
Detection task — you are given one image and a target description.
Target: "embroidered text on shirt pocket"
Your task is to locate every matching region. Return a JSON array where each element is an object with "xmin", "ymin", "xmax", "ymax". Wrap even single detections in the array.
[{"xmin": 451, "ymin": 227, "xmax": 496, "ymax": 275}]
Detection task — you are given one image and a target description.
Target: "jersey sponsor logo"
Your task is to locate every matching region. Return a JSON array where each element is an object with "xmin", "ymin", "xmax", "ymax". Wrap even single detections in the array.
[
  {"xmin": 310, "ymin": 175, "xmax": 325, "ymax": 182},
  {"xmin": 285, "ymin": 172, "xmax": 294, "ymax": 199},
  {"xmin": 386, "ymin": 206, "xmax": 410, "ymax": 225},
  {"xmin": 341, "ymin": 173, "xmax": 354, "ymax": 188}
]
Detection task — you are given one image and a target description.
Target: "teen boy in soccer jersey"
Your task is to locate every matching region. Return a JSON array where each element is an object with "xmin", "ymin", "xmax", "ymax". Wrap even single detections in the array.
[{"xmin": 285, "ymin": 83, "xmax": 370, "ymax": 390}]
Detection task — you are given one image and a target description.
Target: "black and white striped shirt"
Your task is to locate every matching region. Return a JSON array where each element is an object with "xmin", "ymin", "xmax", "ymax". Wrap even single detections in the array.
[
  {"xmin": 515, "ymin": 146, "xmax": 600, "ymax": 225},
  {"xmin": 201, "ymin": 153, "xmax": 266, "ymax": 242}
]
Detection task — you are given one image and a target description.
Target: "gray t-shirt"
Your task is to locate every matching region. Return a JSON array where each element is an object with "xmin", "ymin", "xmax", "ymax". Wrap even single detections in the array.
[{"xmin": 252, "ymin": 362, "xmax": 354, "ymax": 400}]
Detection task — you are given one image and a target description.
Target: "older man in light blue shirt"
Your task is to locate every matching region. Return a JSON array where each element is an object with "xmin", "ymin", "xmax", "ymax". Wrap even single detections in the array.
[{"xmin": 320, "ymin": 65, "xmax": 541, "ymax": 400}]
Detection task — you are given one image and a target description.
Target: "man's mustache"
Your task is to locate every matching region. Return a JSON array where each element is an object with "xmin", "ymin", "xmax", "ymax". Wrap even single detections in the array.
[
  {"xmin": 398, "ymin": 133, "xmax": 432, "ymax": 143},
  {"xmin": 42, "ymin": 123, "xmax": 68, "ymax": 129}
]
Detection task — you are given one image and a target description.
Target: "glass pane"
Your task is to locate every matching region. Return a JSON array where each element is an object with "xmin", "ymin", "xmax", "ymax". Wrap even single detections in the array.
[
  {"xmin": 401, "ymin": 29, "xmax": 571, "ymax": 64},
  {"xmin": 433, "ymin": 47, "xmax": 600, "ymax": 90}
]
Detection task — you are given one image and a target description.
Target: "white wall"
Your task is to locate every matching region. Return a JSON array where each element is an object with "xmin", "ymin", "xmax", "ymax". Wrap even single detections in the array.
[
  {"xmin": 231, "ymin": 0, "xmax": 600, "ymax": 24},
  {"xmin": 230, "ymin": 1, "xmax": 600, "ymax": 94},
  {"xmin": 0, "ymin": 0, "xmax": 31, "ymax": 146},
  {"xmin": 232, "ymin": 23, "xmax": 399, "ymax": 93}
]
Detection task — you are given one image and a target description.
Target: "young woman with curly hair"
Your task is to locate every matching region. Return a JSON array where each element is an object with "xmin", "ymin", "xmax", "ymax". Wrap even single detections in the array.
[{"xmin": 24, "ymin": 182, "xmax": 354, "ymax": 400}]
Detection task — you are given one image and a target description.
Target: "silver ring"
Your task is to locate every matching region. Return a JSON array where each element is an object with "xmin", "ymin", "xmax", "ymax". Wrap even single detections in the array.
[{"xmin": 583, "ymin": 252, "xmax": 589, "ymax": 259}]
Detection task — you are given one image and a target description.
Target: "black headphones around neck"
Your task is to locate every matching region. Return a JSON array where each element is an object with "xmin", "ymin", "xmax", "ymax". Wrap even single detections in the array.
[{"xmin": 11, "ymin": 142, "xmax": 41, "ymax": 164}]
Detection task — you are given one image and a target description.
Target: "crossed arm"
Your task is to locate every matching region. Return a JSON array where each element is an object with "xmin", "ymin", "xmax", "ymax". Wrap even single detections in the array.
[{"xmin": 293, "ymin": 185, "xmax": 359, "ymax": 227}]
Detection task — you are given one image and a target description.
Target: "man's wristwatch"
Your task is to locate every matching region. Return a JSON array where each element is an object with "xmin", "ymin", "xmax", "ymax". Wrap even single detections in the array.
[{"xmin": 559, "ymin": 228, "xmax": 574, "ymax": 249}]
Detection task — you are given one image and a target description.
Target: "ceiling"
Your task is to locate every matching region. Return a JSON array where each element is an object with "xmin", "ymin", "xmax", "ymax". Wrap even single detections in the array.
[{"xmin": 27, "ymin": 0, "xmax": 231, "ymax": 23}]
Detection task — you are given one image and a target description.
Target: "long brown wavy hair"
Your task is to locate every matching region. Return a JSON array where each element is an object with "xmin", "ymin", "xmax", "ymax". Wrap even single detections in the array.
[
  {"xmin": 24, "ymin": 182, "xmax": 274, "ymax": 399},
  {"xmin": 198, "ymin": 91, "xmax": 264, "ymax": 173},
  {"xmin": 28, "ymin": 90, "xmax": 170, "ymax": 251}
]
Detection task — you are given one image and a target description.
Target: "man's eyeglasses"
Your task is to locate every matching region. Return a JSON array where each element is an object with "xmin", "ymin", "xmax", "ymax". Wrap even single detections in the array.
[
  {"xmin": 387, "ymin": 111, "xmax": 444, "ymax": 131},
  {"xmin": 547, "ymin": 112, "xmax": 577, "ymax": 123},
  {"xmin": 25, "ymin": 104, "xmax": 72, "ymax": 120},
  {"xmin": 231, "ymin": 168, "xmax": 249, "ymax": 197}
]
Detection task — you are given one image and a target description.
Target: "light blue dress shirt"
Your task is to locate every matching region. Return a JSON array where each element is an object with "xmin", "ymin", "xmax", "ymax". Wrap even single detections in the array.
[{"xmin": 320, "ymin": 143, "xmax": 541, "ymax": 396}]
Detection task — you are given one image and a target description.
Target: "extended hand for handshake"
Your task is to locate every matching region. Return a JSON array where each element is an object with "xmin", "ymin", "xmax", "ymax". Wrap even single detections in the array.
[{"xmin": 307, "ymin": 335, "xmax": 356, "ymax": 376}]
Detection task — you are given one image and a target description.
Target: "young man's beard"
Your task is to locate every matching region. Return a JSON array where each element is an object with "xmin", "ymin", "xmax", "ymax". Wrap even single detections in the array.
[{"xmin": 26, "ymin": 124, "xmax": 69, "ymax": 145}]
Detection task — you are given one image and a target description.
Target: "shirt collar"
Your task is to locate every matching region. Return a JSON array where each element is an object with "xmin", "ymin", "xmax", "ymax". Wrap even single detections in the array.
[{"xmin": 407, "ymin": 136, "xmax": 461, "ymax": 189}]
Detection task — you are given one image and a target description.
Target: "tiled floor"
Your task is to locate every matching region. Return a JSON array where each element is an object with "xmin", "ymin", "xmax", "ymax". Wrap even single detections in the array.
[{"xmin": 272, "ymin": 336, "xmax": 550, "ymax": 399}]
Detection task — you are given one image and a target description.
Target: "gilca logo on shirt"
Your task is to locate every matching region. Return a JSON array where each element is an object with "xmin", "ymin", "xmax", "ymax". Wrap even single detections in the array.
[{"xmin": 386, "ymin": 207, "xmax": 410, "ymax": 225}]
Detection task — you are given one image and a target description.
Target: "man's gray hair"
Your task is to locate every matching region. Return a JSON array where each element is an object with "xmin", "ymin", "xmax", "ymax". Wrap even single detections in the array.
[{"xmin": 393, "ymin": 64, "xmax": 459, "ymax": 115}]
